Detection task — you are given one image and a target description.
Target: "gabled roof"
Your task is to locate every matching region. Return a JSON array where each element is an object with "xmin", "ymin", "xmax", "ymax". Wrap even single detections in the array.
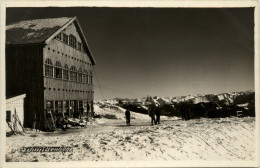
[
  {"xmin": 6, "ymin": 17, "xmax": 96, "ymax": 65},
  {"xmin": 6, "ymin": 17, "xmax": 72, "ymax": 45}
]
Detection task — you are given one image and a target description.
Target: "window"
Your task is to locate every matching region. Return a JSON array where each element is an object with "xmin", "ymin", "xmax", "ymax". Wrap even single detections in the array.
[
  {"xmin": 6, "ymin": 111, "xmax": 11, "ymax": 122},
  {"xmin": 82, "ymin": 46, "xmax": 87, "ymax": 53},
  {"xmin": 63, "ymin": 33, "xmax": 68, "ymax": 44},
  {"xmin": 70, "ymin": 100, "xmax": 75, "ymax": 115},
  {"xmin": 79, "ymin": 100, "xmax": 83, "ymax": 115},
  {"xmin": 63, "ymin": 64, "xmax": 69, "ymax": 80},
  {"xmin": 79, "ymin": 101, "xmax": 83, "ymax": 108},
  {"xmin": 70, "ymin": 66, "xmax": 77, "ymax": 81},
  {"xmin": 63, "ymin": 101, "xmax": 69, "ymax": 116},
  {"xmin": 45, "ymin": 59, "xmax": 53, "ymax": 77},
  {"xmin": 83, "ymin": 101, "xmax": 88, "ymax": 113},
  {"xmin": 69, "ymin": 34, "xmax": 77, "ymax": 48},
  {"xmin": 46, "ymin": 101, "xmax": 53, "ymax": 110},
  {"xmin": 56, "ymin": 33, "xmax": 62, "ymax": 41},
  {"xmin": 89, "ymin": 70, "xmax": 93, "ymax": 84},
  {"xmin": 55, "ymin": 101, "xmax": 63, "ymax": 113},
  {"xmin": 78, "ymin": 68, "xmax": 82, "ymax": 82},
  {"xmin": 83, "ymin": 69, "xmax": 88, "ymax": 83},
  {"xmin": 54, "ymin": 61, "xmax": 62, "ymax": 79},
  {"xmin": 78, "ymin": 42, "xmax": 82, "ymax": 51}
]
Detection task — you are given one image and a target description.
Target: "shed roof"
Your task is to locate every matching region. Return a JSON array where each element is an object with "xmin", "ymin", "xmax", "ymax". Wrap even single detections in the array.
[{"xmin": 6, "ymin": 94, "xmax": 26, "ymax": 104}]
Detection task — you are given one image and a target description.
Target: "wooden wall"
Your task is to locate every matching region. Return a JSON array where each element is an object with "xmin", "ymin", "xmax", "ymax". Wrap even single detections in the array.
[
  {"xmin": 43, "ymin": 21, "xmax": 94, "ymax": 102},
  {"xmin": 6, "ymin": 44, "xmax": 45, "ymax": 130}
]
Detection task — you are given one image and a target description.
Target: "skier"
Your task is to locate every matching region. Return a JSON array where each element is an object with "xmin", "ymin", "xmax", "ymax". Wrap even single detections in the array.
[{"xmin": 125, "ymin": 108, "xmax": 131, "ymax": 126}]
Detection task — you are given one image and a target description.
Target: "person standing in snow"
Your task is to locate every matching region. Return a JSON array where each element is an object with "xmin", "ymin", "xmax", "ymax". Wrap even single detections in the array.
[
  {"xmin": 125, "ymin": 108, "xmax": 131, "ymax": 126},
  {"xmin": 155, "ymin": 104, "xmax": 161, "ymax": 124},
  {"xmin": 181, "ymin": 104, "xmax": 186, "ymax": 120},
  {"xmin": 148, "ymin": 102, "xmax": 156, "ymax": 125},
  {"xmin": 181, "ymin": 104, "xmax": 191, "ymax": 121},
  {"xmin": 87, "ymin": 103, "xmax": 90, "ymax": 117}
]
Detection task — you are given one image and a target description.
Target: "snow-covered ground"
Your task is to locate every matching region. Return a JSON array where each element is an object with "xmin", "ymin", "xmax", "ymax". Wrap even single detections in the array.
[
  {"xmin": 5, "ymin": 103, "xmax": 255, "ymax": 162},
  {"xmin": 92, "ymin": 104, "xmax": 171, "ymax": 124}
]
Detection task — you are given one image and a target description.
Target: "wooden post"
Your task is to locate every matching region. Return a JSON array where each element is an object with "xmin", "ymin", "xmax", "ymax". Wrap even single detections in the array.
[
  {"xmin": 14, "ymin": 109, "xmax": 25, "ymax": 132},
  {"xmin": 50, "ymin": 111, "xmax": 56, "ymax": 130},
  {"xmin": 7, "ymin": 121, "xmax": 16, "ymax": 135},
  {"xmin": 12, "ymin": 113, "xmax": 18, "ymax": 133}
]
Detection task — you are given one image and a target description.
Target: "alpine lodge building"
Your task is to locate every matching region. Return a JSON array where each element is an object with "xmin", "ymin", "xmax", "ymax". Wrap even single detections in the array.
[{"xmin": 6, "ymin": 17, "xmax": 96, "ymax": 130}]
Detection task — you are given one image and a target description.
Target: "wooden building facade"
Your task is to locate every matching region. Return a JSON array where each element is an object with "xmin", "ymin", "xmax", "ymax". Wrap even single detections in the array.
[{"xmin": 6, "ymin": 17, "xmax": 96, "ymax": 130}]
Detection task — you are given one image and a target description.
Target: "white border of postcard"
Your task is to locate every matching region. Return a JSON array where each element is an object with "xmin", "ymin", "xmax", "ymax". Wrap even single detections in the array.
[{"xmin": 1, "ymin": 0, "xmax": 259, "ymax": 167}]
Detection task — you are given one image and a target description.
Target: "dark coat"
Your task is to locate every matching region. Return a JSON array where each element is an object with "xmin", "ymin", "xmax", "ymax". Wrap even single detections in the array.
[{"xmin": 125, "ymin": 110, "xmax": 130, "ymax": 119}]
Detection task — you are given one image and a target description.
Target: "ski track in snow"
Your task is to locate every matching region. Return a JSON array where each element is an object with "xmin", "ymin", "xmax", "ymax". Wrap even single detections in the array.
[{"xmin": 6, "ymin": 104, "xmax": 255, "ymax": 162}]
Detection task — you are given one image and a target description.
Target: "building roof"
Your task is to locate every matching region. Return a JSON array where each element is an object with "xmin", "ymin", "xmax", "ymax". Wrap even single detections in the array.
[
  {"xmin": 6, "ymin": 94, "xmax": 26, "ymax": 104},
  {"xmin": 6, "ymin": 17, "xmax": 96, "ymax": 65},
  {"xmin": 6, "ymin": 17, "xmax": 72, "ymax": 45}
]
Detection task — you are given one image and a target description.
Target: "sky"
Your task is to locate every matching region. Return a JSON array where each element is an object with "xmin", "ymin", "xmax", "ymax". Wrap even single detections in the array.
[{"xmin": 6, "ymin": 7, "xmax": 255, "ymax": 99}]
